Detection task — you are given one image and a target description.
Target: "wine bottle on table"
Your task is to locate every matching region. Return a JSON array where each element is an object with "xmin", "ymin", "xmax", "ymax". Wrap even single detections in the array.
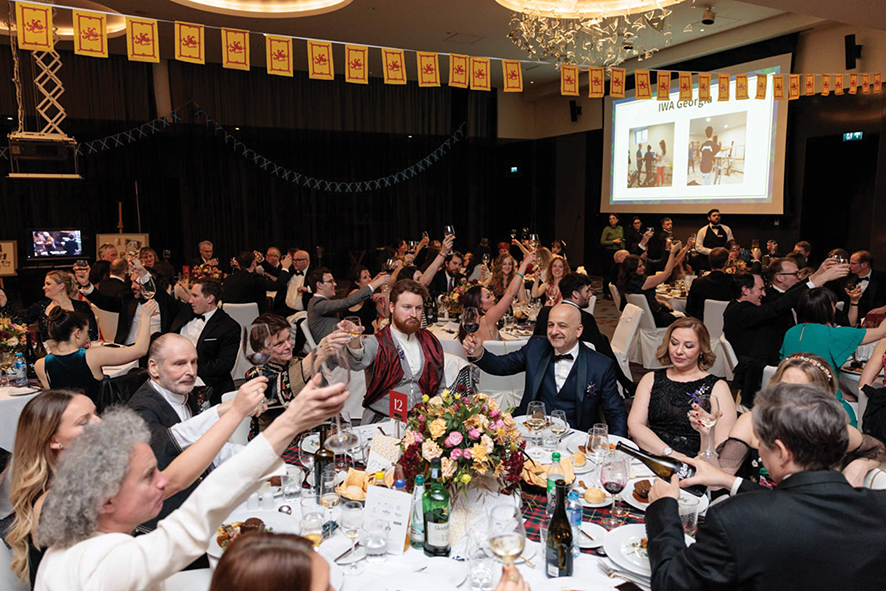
[
  {"xmin": 545, "ymin": 480, "xmax": 574, "ymax": 578},
  {"xmin": 615, "ymin": 442, "xmax": 706, "ymax": 497},
  {"xmin": 314, "ymin": 423, "xmax": 334, "ymax": 493},
  {"xmin": 422, "ymin": 457, "xmax": 451, "ymax": 557}
]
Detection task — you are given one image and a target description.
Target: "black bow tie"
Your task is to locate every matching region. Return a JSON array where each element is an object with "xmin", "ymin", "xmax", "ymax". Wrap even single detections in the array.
[
  {"xmin": 193, "ymin": 314, "xmax": 205, "ymax": 321},
  {"xmin": 552, "ymin": 353, "xmax": 574, "ymax": 362},
  {"xmin": 293, "ymin": 270, "xmax": 303, "ymax": 276},
  {"xmin": 858, "ymin": 276, "xmax": 869, "ymax": 282}
]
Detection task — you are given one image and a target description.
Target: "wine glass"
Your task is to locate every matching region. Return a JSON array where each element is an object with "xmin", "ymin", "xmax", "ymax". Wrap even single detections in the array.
[
  {"xmin": 695, "ymin": 393, "xmax": 720, "ymax": 461},
  {"xmin": 297, "ymin": 431, "xmax": 317, "ymax": 493},
  {"xmin": 318, "ymin": 464, "xmax": 340, "ymax": 518},
  {"xmin": 340, "ymin": 501, "xmax": 365, "ymax": 574},
  {"xmin": 525, "ymin": 401, "xmax": 547, "ymax": 452},
  {"xmin": 408, "ymin": 240, "xmax": 418, "ymax": 253},
  {"xmin": 342, "ymin": 316, "xmax": 362, "ymax": 338},
  {"xmin": 125, "ymin": 240, "xmax": 140, "ymax": 260},
  {"xmin": 510, "ymin": 229, "xmax": 517, "ymax": 240},
  {"xmin": 140, "ymin": 276, "xmax": 157, "ymax": 300},
  {"xmin": 319, "ymin": 348, "xmax": 358, "ymax": 454},
  {"xmin": 461, "ymin": 307, "xmax": 480, "ymax": 355},
  {"xmin": 482, "ymin": 253, "xmax": 491, "ymax": 266},
  {"xmin": 444, "ymin": 225, "xmax": 456, "ymax": 239},
  {"xmin": 487, "ymin": 505, "xmax": 526, "ymax": 566},
  {"xmin": 384, "ymin": 258, "xmax": 396, "ymax": 274},
  {"xmin": 549, "ymin": 410, "xmax": 568, "ymax": 443},
  {"xmin": 0, "ymin": 352, "xmax": 13, "ymax": 387},
  {"xmin": 600, "ymin": 452, "xmax": 629, "ymax": 529},
  {"xmin": 243, "ymin": 323, "xmax": 272, "ymax": 366},
  {"xmin": 528, "ymin": 233, "xmax": 540, "ymax": 253}
]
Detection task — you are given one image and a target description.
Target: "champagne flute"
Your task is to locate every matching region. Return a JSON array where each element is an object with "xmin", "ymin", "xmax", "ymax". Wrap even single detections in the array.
[
  {"xmin": 444, "ymin": 225, "xmax": 456, "ymax": 239},
  {"xmin": 340, "ymin": 501, "xmax": 365, "ymax": 574},
  {"xmin": 695, "ymin": 393, "xmax": 720, "ymax": 461},
  {"xmin": 550, "ymin": 409, "xmax": 568, "ymax": 443},
  {"xmin": 525, "ymin": 401, "xmax": 547, "ymax": 452},
  {"xmin": 243, "ymin": 323, "xmax": 272, "ymax": 366},
  {"xmin": 319, "ymin": 347, "xmax": 358, "ymax": 454},
  {"xmin": 487, "ymin": 505, "xmax": 526, "ymax": 566},
  {"xmin": 600, "ymin": 452, "xmax": 629, "ymax": 529}
]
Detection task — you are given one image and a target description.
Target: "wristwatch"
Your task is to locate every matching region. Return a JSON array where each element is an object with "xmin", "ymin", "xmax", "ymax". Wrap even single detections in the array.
[{"xmin": 662, "ymin": 446, "xmax": 673, "ymax": 456}]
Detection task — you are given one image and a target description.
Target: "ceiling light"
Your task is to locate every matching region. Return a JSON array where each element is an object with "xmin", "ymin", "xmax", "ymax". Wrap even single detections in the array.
[
  {"xmin": 168, "ymin": 0, "xmax": 353, "ymax": 18},
  {"xmin": 701, "ymin": 7, "xmax": 716, "ymax": 25},
  {"xmin": 498, "ymin": 0, "xmax": 686, "ymax": 67}
]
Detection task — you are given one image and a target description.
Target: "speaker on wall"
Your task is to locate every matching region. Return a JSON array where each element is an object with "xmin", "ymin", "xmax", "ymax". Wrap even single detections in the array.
[
  {"xmin": 845, "ymin": 34, "xmax": 863, "ymax": 70},
  {"xmin": 569, "ymin": 100, "xmax": 582, "ymax": 122}
]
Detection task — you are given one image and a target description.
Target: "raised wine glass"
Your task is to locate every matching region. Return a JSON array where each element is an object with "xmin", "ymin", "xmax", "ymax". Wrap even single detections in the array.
[
  {"xmin": 600, "ymin": 452, "xmax": 629, "ymax": 529},
  {"xmin": 340, "ymin": 501, "xmax": 365, "ymax": 574},
  {"xmin": 319, "ymin": 347, "xmax": 358, "ymax": 454},
  {"xmin": 342, "ymin": 316, "xmax": 362, "ymax": 338},
  {"xmin": 525, "ymin": 400, "xmax": 547, "ymax": 453},
  {"xmin": 482, "ymin": 253, "xmax": 491, "ymax": 266},
  {"xmin": 695, "ymin": 393, "xmax": 720, "ymax": 461},
  {"xmin": 444, "ymin": 225, "xmax": 456, "ymax": 239},
  {"xmin": 528, "ymin": 233, "xmax": 540, "ymax": 253},
  {"xmin": 487, "ymin": 505, "xmax": 526, "ymax": 566},
  {"xmin": 510, "ymin": 228, "xmax": 517, "ymax": 240},
  {"xmin": 461, "ymin": 307, "xmax": 480, "ymax": 355},
  {"xmin": 243, "ymin": 323, "xmax": 272, "ymax": 367},
  {"xmin": 140, "ymin": 276, "xmax": 157, "ymax": 300}
]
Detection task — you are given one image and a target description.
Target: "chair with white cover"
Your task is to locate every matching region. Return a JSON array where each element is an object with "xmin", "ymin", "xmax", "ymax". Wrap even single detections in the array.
[
  {"xmin": 478, "ymin": 339, "xmax": 529, "ymax": 411},
  {"xmin": 609, "ymin": 284, "xmax": 622, "ymax": 310},
  {"xmin": 90, "ymin": 303, "xmax": 119, "ymax": 343},
  {"xmin": 610, "ymin": 303, "xmax": 644, "ymax": 383},
  {"xmin": 864, "ymin": 463, "xmax": 886, "ymax": 489},
  {"xmin": 222, "ymin": 303, "xmax": 260, "ymax": 382},
  {"xmin": 624, "ymin": 294, "xmax": 669, "ymax": 369},
  {"xmin": 704, "ymin": 300, "xmax": 730, "ymax": 378},
  {"xmin": 301, "ymin": 317, "xmax": 319, "ymax": 350},
  {"xmin": 444, "ymin": 352, "xmax": 470, "ymax": 386},
  {"xmin": 583, "ymin": 295, "xmax": 597, "ymax": 317},
  {"xmin": 344, "ymin": 367, "xmax": 367, "ymax": 422},
  {"xmin": 220, "ymin": 390, "xmax": 251, "ymax": 444},
  {"xmin": 719, "ymin": 333, "xmax": 740, "ymax": 382},
  {"xmin": 761, "ymin": 364, "xmax": 778, "ymax": 388}
]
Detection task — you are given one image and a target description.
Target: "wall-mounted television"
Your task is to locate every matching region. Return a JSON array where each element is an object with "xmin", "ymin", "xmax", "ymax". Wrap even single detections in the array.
[{"xmin": 27, "ymin": 229, "xmax": 84, "ymax": 259}]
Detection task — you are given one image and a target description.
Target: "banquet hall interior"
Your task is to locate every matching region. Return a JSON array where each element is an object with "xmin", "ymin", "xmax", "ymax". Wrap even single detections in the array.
[{"xmin": 2, "ymin": 0, "xmax": 886, "ymax": 590}]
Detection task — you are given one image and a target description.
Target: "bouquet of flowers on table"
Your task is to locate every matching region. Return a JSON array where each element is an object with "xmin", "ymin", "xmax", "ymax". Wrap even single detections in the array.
[
  {"xmin": 0, "ymin": 315, "xmax": 27, "ymax": 355},
  {"xmin": 397, "ymin": 389, "xmax": 526, "ymax": 497},
  {"xmin": 440, "ymin": 278, "xmax": 476, "ymax": 317},
  {"xmin": 189, "ymin": 263, "xmax": 224, "ymax": 282}
]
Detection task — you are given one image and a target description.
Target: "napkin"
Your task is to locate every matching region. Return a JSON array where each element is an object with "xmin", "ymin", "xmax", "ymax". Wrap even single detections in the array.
[
  {"xmin": 521, "ymin": 457, "xmax": 576, "ymax": 487},
  {"xmin": 334, "ymin": 468, "xmax": 394, "ymax": 501}
]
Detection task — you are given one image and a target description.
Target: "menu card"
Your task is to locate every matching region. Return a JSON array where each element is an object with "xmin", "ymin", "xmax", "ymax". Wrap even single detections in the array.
[{"xmin": 364, "ymin": 485, "xmax": 412, "ymax": 555}]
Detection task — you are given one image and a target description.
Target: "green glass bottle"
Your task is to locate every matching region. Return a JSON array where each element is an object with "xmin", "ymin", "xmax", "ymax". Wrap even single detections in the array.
[
  {"xmin": 422, "ymin": 457, "xmax": 451, "ymax": 557},
  {"xmin": 545, "ymin": 480, "xmax": 573, "ymax": 578},
  {"xmin": 313, "ymin": 423, "xmax": 334, "ymax": 492}
]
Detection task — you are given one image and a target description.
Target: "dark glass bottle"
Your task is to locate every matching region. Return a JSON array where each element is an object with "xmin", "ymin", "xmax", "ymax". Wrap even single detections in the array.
[
  {"xmin": 545, "ymin": 480, "xmax": 573, "ymax": 578},
  {"xmin": 615, "ymin": 442, "xmax": 706, "ymax": 497},
  {"xmin": 422, "ymin": 457, "xmax": 451, "ymax": 556},
  {"xmin": 313, "ymin": 423, "xmax": 334, "ymax": 492}
]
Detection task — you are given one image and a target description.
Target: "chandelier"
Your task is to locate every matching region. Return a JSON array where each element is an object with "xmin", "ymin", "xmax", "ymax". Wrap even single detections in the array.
[{"xmin": 497, "ymin": 0, "xmax": 687, "ymax": 68}]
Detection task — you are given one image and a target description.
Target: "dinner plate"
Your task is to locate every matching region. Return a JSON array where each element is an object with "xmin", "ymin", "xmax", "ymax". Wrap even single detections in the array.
[
  {"xmin": 1, "ymin": 386, "xmax": 38, "ymax": 397},
  {"xmin": 567, "ymin": 434, "xmax": 638, "ymax": 456},
  {"xmin": 619, "ymin": 483, "xmax": 709, "ymax": 514},
  {"xmin": 577, "ymin": 522, "xmax": 607, "ymax": 549},
  {"xmin": 207, "ymin": 509, "xmax": 298, "ymax": 558},
  {"xmin": 362, "ymin": 570, "xmax": 462, "ymax": 591},
  {"xmin": 603, "ymin": 524, "xmax": 693, "ymax": 578},
  {"xmin": 301, "ymin": 433, "xmax": 320, "ymax": 454}
]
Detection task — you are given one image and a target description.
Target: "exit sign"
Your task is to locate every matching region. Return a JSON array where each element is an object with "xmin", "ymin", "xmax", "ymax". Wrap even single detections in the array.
[{"xmin": 843, "ymin": 131, "xmax": 863, "ymax": 141}]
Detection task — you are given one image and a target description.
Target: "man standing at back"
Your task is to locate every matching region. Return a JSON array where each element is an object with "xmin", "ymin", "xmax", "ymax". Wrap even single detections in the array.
[
  {"xmin": 223, "ymin": 250, "xmax": 292, "ymax": 313},
  {"xmin": 280, "ymin": 249, "xmax": 311, "ymax": 314},
  {"xmin": 695, "ymin": 209, "xmax": 733, "ymax": 257},
  {"xmin": 849, "ymin": 250, "xmax": 886, "ymax": 319}
]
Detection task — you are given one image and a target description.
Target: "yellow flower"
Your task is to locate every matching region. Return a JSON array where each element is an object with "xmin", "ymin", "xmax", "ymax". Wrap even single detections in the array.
[
  {"xmin": 422, "ymin": 440, "xmax": 442, "ymax": 461},
  {"xmin": 460, "ymin": 473, "xmax": 472, "ymax": 484},
  {"xmin": 487, "ymin": 399, "xmax": 500, "ymax": 413},
  {"xmin": 441, "ymin": 457, "xmax": 456, "ymax": 479},
  {"xmin": 464, "ymin": 413, "xmax": 489, "ymax": 430},
  {"xmin": 422, "ymin": 394, "xmax": 429, "ymax": 403},
  {"xmin": 476, "ymin": 393, "xmax": 489, "ymax": 402},
  {"xmin": 472, "ymin": 459, "xmax": 489, "ymax": 475},
  {"xmin": 429, "ymin": 419, "xmax": 447, "ymax": 440},
  {"xmin": 471, "ymin": 442, "xmax": 488, "ymax": 463}
]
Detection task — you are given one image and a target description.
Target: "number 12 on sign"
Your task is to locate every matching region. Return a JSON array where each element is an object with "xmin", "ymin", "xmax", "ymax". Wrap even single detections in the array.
[{"xmin": 390, "ymin": 390, "xmax": 408, "ymax": 422}]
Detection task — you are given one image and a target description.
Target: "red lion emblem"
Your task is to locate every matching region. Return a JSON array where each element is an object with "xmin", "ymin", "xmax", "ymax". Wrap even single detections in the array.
[
  {"xmin": 273, "ymin": 49, "xmax": 287, "ymax": 62},
  {"xmin": 507, "ymin": 70, "xmax": 519, "ymax": 80},
  {"xmin": 181, "ymin": 35, "xmax": 198, "ymax": 49},
  {"xmin": 422, "ymin": 64, "xmax": 436, "ymax": 75},
  {"xmin": 349, "ymin": 58, "xmax": 363, "ymax": 70},
  {"xmin": 474, "ymin": 68, "xmax": 486, "ymax": 79},
  {"xmin": 25, "ymin": 19, "xmax": 44, "ymax": 34},
  {"xmin": 314, "ymin": 54, "xmax": 329, "ymax": 66},
  {"xmin": 134, "ymin": 32, "xmax": 152, "ymax": 46},
  {"xmin": 454, "ymin": 64, "xmax": 465, "ymax": 75},
  {"xmin": 388, "ymin": 61, "xmax": 402, "ymax": 72},
  {"xmin": 81, "ymin": 27, "xmax": 100, "ymax": 42},
  {"xmin": 228, "ymin": 41, "xmax": 244, "ymax": 54},
  {"xmin": 564, "ymin": 75, "xmax": 574, "ymax": 85}
]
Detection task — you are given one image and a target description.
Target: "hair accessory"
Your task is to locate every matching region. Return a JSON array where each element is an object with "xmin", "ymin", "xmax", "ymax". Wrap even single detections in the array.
[{"xmin": 786, "ymin": 354, "xmax": 835, "ymax": 384}]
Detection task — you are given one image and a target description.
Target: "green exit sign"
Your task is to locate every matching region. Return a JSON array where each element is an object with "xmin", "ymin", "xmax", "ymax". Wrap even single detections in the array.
[{"xmin": 843, "ymin": 131, "xmax": 863, "ymax": 141}]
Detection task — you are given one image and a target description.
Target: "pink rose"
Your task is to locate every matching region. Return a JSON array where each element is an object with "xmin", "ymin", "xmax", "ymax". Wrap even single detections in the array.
[
  {"xmin": 489, "ymin": 409, "xmax": 500, "ymax": 418},
  {"xmin": 493, "ymin": 419, "xmax": 504, "ymax": 431},
  {"xmin": 469, "ymin": 428, "xmax": 481, "ymax": 440},
  {"xmin": 461, "ymin": 447, "xmax": 472, "ymax": 460},
  {"xmin": 445, "ymin": 431, "xmax": 464, "ymax": 447},
  {"xmin": 450, "ymin": 448, "xmax": 463, "ymax": 460},
  {"xmin": 453, "ymin": 404, "xmax": 460, "ymax": 411},
  {"xmin": 418, "ymin": 415, "xmax": 426, "ymax": 422},
  {"xmin": 414, "ymin": 432, "xmax": 424, "ymax": 443}
]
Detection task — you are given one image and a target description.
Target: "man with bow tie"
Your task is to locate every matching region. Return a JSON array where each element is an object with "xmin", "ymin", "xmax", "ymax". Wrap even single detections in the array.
[
  {"xmin": 464, "ymin": 303, "xmax": 628, "ymax": 435},
  {"xmin": 279, "ymin": 249, "xmax": 312, "ymax": 314},
  {"xmin": 849, "ymin": 250, "xmax": 886, "ymax": 320}
]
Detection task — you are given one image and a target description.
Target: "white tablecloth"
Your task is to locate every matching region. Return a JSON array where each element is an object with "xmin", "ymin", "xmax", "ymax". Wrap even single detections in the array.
[
  {"xmin": 0, "ymin": 387, "xmax": 41, "ymax": 452},
  {"xmin": 427, "ymin": 322, "xmax": 532, "ymax": 358}
]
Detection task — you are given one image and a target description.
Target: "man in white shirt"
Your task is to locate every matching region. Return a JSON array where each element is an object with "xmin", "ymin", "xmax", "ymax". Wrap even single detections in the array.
[{"xmin": 695, "ymin": 208, "xmax": 734, "ymax": 257}]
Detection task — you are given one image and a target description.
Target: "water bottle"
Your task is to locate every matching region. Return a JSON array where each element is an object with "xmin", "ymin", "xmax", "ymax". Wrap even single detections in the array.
[
  {"xmin": 566, "ymin": 490, "xmax": 583, "ymax": 557},
  {"xmin": 409, "ymin": 474, "xmax": 426, "ymax": 549},
  {"xmin": 13, "ymin": 352, "xmax": 27, "ymax": 387},
  {"xmin": 546, "ymin": 452, "xmax": 564, "ymax": 511}
]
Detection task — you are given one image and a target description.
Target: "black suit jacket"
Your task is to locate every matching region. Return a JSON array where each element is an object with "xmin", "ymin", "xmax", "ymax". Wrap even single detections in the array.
[
  {"xmin": 98, "ymin": 276, "xmax": 130, "ymax": 299},
  {"xmin": 83, "ymin": 287, "xmax": 143, "ymax": 345},
  {"xmin": 166, "ymin": 306, "xmax": 240, "ymax": 394},
  {"xmin": 646, "ymin": 470, "xmax": 886, "ymax": 590},
  {"xmin": 472, "ymin": 336, "xmax": 628, "ymax": 435},
  {"xmin": 429, "ymin": 270, "xmax": 463, "ymax": 296},
  {"xmin": 723, "ymin": 281, "xmax": 808, "ymax": 365},
  {"xmin": 223, "ymin": 268, "xmax": 290, "ymax": 313},
  {"xmin": 856, "ymin": 270, "xmax": 886, "ymax": 319},
  {"xmin": 685, "ymin": 270, "xmax": 732, "ymax": 321}
]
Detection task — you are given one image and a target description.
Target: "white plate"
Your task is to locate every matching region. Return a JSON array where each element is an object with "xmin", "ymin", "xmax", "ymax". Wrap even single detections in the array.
[
  {"xmin": 328, "ymin": 561, "xmax": 344, "ymax": 591},
  {"xmin": 363, "ymin": 570, "xmax": 461, "ymax": 591},
  {"xmin": 301, "ymin": 433, "xmax": 320, "ymax": 454},
  {"xmin": 578, "ymin": 522, "xmax": 607, "ymax": 549},
  {"xmin": 567, "ymin": 434, "xmax": 638, "ymax": 456},
  {"xmin": 603, "ymin": 524, "xmax": 694, "ymax": 578},
  {"xmin": 1, "ymin": 386, "xmax": 38, "ymax": 397},
  {"xmin": 207, "ymin": 509, "xmax": 298, "ymax": 558},
  {"xmin": 619, "ymin": 482, "xmax": 709, "ymax": 514},
  {"xmin": 571, "ymin": 481, "xmax": 612, "ymax": 509},
  {"xmin": 516, "ymin": 539, "xmax": 538, "ymax": 564},
  {"xmin": 535, "ymin": 576, "xmax": 616, "ymax": 591}
]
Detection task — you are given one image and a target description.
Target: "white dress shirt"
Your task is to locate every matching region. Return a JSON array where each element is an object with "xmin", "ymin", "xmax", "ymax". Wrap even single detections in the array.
[
  {"xmin": 179, "ymin": 307, "xmax": 217, "ymax": 347},
  {"xmin": 553, "ymin": 342, "xmax": 580, "ymax": 392},
  {"xmin": 390, "ymin": 324, "xmax": 422, "ymax": 376},
  {"xmin": 858, "ymin": 271, "xmax": 872, "ymax": 296},
  {"xmin": 285, "ymin": 268, "xmax": 309, "ymax": 311},
  {"xmin": 124, "ymin": 301, "xmax": 162, "ymax": 345}
]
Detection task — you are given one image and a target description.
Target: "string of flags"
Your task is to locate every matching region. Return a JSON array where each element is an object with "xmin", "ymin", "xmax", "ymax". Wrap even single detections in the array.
[{"xmin": 10, "ymin": 1, "xmax": 883, "ymax": 100}]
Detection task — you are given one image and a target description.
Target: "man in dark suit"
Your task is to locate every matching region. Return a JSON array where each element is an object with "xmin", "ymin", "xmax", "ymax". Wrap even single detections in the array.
[
  {"xmin": 190, "ymin": 240, "xmax": 219, "ymax": 269},
  {"xmin": 224, "ymin": 250, "xmax": 293, "ymax": 313},
  {"xmin": 761, "ymin": 257, "xmax": 804, "ymax": 334},
  {"xmin": 534, "ymin": 273, "xmax": 634, "ymax": 396},
  {"xmin": 466, "ymin": 304, "xmax": 628, "ymax": 435},
  {"xmin": 645, "ymin": 383, "xmax": 886, "ymax": 590},
  {"xmin": 684, "ymin": 247, "xmax": 731, "ymax": 321},
  {"xmin": 98, "ymin": 258, "xmax": 131, "ymax": 298},
  {"xmin": 75, "ymin": 264, "xmax": 162, "ymax": 346},
  {"xmin": 849, "ymin": 250, "xmax": 886, "ymax": 320},
  {"xmin": 428, "ymin": 250, "xmax": 464, "ymax": 296}
]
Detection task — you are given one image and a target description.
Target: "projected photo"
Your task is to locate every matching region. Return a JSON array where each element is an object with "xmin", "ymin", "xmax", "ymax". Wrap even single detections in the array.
[
  {"xmin": 687, "ymin": 112, "xmax": 747, "ymax": 186},
  {"xmin": 628, "ymin": 123, "xmax": 675, "ymax": 188}
]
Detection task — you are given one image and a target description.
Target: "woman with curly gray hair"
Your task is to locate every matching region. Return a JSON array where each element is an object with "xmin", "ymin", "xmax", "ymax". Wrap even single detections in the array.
[{"xmin": 34, "ymin": 375, "xmax": 349, "ymax": 591}]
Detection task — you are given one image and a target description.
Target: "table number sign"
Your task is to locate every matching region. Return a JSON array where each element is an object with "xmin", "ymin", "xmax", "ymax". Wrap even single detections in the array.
[{"xmin": 390, "ymin": 390, "xmax": 408, "ymax": 423}]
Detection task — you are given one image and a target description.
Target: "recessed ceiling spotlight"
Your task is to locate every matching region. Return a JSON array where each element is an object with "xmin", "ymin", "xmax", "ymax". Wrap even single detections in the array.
[{"xmin": 701, "ymin": 8, "xmax": 716, "ymax": 26}]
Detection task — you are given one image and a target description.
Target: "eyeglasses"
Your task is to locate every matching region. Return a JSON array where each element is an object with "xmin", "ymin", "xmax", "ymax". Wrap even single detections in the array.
[{"xmin": 321, "ymin": 278, "xmax": 335, "ymax": 284}]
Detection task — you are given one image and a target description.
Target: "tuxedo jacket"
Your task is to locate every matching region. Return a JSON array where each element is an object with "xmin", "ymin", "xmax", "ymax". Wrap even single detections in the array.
[
  {"xmin": 855, "ymin": 270, "xmax": 886, "ymax": 319},
  {"xmin": 83, "ymin": 287, "xmax": 146, "ymax": 345},
  {"xmin": 222, "ymin": 268, "xmax": 290, "ymax": 313},
  {"xmin": 646, "ymin": 470, "xmax": 886, "ymax": 590},
  {"xmin": 428, "ymin": 270, "xmax": 464, "ymax": 296},
  {"xmin": 472, "ymin": 336, "xmax": 627, "ymax": 435},
  {"xmin": 98, "ymin": 277, "xmax": 130, "ymax": 299},
  {"xmin": 723, "ymin": 281, "xmax": 808, "ymax": 365},
  {"xmin": 684, "ymin": 270, "xmax": 732, "ymax": 321}
]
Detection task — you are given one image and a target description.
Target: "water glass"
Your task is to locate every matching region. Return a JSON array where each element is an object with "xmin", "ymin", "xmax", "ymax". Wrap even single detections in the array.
[
  {"xmin": 467, "ymin": 525, "xmax": 495, "ymax": 591},
  {"xmin": 282, "ymin": 466, "xmax": 304, "ymax": 502},
  {"xmin": 246, "ymin": 492, "xmax": 260, "ymax": 510},
  {"xmin": 365, "ymin": 519, "xmax": 390, "ymax": 564},
  {"xmin": 678, "ymin": 495, "xmax": 700, "ymax": 537},
  {"xmin": 542, "ymin": 429, "xmax": 559, "ymax": 452}
]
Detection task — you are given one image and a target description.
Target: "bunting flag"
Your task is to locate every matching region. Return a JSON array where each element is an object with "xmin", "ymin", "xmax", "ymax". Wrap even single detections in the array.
[
  {"xmin": 862, "ymin": 73, "xmax": 870, "ymax": 94},
  {"xmin": 72, "ymin": 10, "xmax": 107, "ymax": 58},
  {"xmin": 470, "ymin": 57, "xmax": 491, "ymax": 91},
  {"xmin": 789, "ymin": 74, "xmax": 800, "ymax": 100},
  {"xmin": 126, "ymin": 17, "xmax": 159, "ymax": 63},
  {"xmin": 266, "ymin": 36, "xmax": 293, "ymax": 77},
  {"xmin": 16, "ymin": 2, "xmax": 53, "ymax": 51},
  {"xmin": 718, "ymin": 74, "xmax": 730, "ymax": 101},
  {"xmin": 589, "ymin": 67, "xmax": 605, "ymax": 98},
  {"xmin": 698, "ymin": 73, "xmax": 711, "ymax": 101},
  {"xmin": 448, "ymin": 54, "xmax": 469, "ymax": 88},
  {"xmin": 875, "ymin": 73, "xmax": 882, "ymax": 94},
  {"xmin": 821, "ymin": 74, "xmax": 831, "ymax": 96},
  {"xmin": 805, "ymin": 74, "xmax": 815, "ymax": 96},
  {"xmin": 345, "ymin": 45, "xmax": 368, "ymax": 84},
  {"xmin": 755, "ymin": 74, "xmax": 767, "ymax": 99},
  {"xmin": 222, "ymin": 28, "xmax": 250, "ymax": 71},
  {"xmin": 175, "ymin": 22, "xmax": 204, "ymax": 64},
  {"xmin": 501, "ymin": 60, "xmax": 522, "ymax": 93},
  {"xmin": 417, "ymin": 52, "xmax": 440, "ymax": 87},
  {"xmin": 635, "ymin": 70, "xmax": 652, "ymax": 99},
  {"xmin": 773, "ymin": 75, "xmax": 785, "ymax": 100},
  {"xmin": 307, "ymin": 40, "xmax": 334, "ymax": 80},
  {"xmin": 610, "ymin": 68, "xmax": 626, "ymax": 98},
  {"xmin": 656, "ymin": 71, "xmax": 670, "ymax": 100},
  {"xmin": 849, "ymin": 73, "xmax": 858, "ymax": 94},
  {"xmin": 381, "ymin": 48, "xmax": 407, "ymax": 85},
  {"xmin": 835, "ymin": 74, "xmax": 844, "ymax": 95},
  {"xmin": 679, "ymin": 72, "xmax": 692, "ymax": 101},
  {"xmin": 736, "ymin": 74, "xmax": 749, "ymax": 100},
  {"xmin": 560, "ymin": 65, "xmax": 579, "ymax": 96}
]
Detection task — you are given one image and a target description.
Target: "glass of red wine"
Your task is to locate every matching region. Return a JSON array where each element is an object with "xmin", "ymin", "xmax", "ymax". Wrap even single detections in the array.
[
  {"xmin": 461, "ymin": 307, "xmax": 480, "ymax": 355},
  {"xmin": 244, "ymin": 323, "xmax": 272, "ymax": 366},
  {"xmin": 600, "ymin": 452, "xmax": 630, "ymax": 529}
]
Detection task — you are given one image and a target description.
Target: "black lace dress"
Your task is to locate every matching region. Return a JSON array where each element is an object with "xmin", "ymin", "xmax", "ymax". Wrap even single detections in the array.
[{"xmin": 647, "ymin": 369, "xmax": 721, "ymax": 457}]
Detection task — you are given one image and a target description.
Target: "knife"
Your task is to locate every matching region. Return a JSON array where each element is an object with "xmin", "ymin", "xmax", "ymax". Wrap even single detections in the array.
[{"xmin": 334, "ymin": 542, "xmax": 361, "ymax": 563}]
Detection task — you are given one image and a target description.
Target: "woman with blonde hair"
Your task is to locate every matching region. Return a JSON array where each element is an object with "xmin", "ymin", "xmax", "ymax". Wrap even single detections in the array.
[
  {"xmin": 0, "ymin": 270, "xmax": 98, "ymax": 343},
  {"xmin": 707, "ymin": 353, "xmax": 886, "ymax": 488},
  {"xmin": 486, "ymin": 253, "xmax": 526, "ymax": 303},
  {"xmin": 532, "ymin": 255, "xmax": 570, "ymax": 306},
  {"xmin": 628, "ymin": 317, "xmax": 736, "ymax": 459}
]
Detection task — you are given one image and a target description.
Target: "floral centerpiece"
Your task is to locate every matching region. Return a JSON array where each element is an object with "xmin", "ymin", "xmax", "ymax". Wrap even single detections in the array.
[
  {"xmin": 441, "ymin": 278, "xmax": 477, "ymax": 317},
  {"xmin": 0, "ymin": 316, "xmax": 27, "ymax": 355},
  {"xmin": 398, "ymin": 389, "xmax": 526, "ymax": 497},
  {"xmin": 189, "ymin": 263, "xmax": 224, "ymax": 282}
]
